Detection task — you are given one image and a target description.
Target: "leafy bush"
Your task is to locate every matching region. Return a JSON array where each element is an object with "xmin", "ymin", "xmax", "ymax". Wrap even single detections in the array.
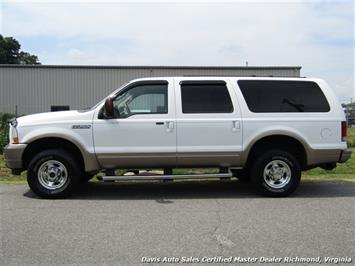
[
  {"xmin": 347, "ymin": 128, "xmax": 355, "ymax": 148},
  {"xmin": 0, "ymin": 113, "xmax": 14, "ymax": 154}
]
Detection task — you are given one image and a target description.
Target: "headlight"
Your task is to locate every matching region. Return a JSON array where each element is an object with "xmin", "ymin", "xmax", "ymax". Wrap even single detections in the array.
[{"xmin": 9, "ymin": 125, "xmax": 19, "ymax": 144}]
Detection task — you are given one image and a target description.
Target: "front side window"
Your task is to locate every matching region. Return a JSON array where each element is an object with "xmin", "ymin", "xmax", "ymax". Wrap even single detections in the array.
[
  {"xmin": 238, "ymin": 80, "xmax": 330, "ymax": 113},
  {"xmin": 180, "ymin": 81, "xmax": 233, "ymax": 113},
  {"xmin": 112, "ymin": 84, "xmax": 168, "ymax": 118}
]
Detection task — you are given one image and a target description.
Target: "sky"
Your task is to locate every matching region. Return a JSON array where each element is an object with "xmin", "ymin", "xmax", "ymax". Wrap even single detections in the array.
[{"xmin": 1, "ymin": 0, "xmax": 354, "ymax": 102}]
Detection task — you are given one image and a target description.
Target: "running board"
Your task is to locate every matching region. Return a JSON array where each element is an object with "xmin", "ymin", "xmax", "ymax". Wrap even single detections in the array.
[{"xmin": 101, "ymin": 172, "xmax": 233, "ymax": 181}]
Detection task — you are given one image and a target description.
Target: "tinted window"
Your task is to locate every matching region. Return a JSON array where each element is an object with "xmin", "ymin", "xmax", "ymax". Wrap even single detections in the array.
[
  {"xmin": 238, "ymin": 80, "xmax": 330, "ymax": 112},
  {"xmin": 181, "ymin": 82, "xmax": 233, "ymax": 113},
  {"xmin": 113, "ymin": 84, "xmax": 167, "ymax": 118}
]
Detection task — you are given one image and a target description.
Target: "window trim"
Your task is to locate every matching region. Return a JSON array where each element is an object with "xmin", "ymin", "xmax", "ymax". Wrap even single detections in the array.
[
  {"xmin": 180, "ymin": 80, "xmax": 226, "ymax": 85},
  {"xmin": 237, "ymin": 80, "xmax": 330, "ymax": 113},
  {"xmin": 99, "ymin": 80, "xmax": 169, "ymax": 119},
  {"xmin": 113, "ymin": 80, "xmax": 168, "ymax": 98},
  {"xmin": 180, "ymin": 81, "xmax": 234, "ymax": 114}
]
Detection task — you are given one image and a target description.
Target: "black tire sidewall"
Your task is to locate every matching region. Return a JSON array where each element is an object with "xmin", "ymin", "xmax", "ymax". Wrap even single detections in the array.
[
  {"xmin": 251, "ymin": 150, "xmax": 301, "ymax": 197},
  {"xmin": 80, "ymin": 173, "xmax": 94, "ymax": 183},
  {"xmin": 27, "ymin": 149, "xmax": 81, "ymax": 198},
  {"xmin": 232, "ymin": 169, "xmax": 251, "ymax": 183}
]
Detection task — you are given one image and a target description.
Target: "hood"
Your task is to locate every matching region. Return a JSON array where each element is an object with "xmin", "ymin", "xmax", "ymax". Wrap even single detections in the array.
[{"xmin": 17, "ymin": 110, "xmax": 94, "ymax": 127}]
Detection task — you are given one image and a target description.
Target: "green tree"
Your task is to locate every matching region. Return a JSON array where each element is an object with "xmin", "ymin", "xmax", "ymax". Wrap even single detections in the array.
[{"xmin": 0, "ymin": 34, "xmax": 40, "ymax": 64}]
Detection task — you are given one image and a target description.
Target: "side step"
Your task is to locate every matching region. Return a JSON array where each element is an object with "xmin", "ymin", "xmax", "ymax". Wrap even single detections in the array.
[{"xmin": 101, "ymin": 172, "xmax": 233, "ymax": 181}]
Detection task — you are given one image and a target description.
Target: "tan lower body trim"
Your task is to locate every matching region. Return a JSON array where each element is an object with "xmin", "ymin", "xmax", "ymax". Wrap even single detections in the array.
[
  {"xmin": 96, "ymin": 152, "xmax": 241, "ymax": 169},
  {"xmin": 307, "ymin": 149, "xmax": 341, "ymax": 165}
]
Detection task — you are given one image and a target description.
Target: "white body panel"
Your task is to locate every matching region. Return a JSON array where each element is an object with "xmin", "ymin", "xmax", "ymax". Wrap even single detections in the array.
[
  {"xmin": 231, "ymin": 77, "xmax": 347, "ymax": 152},
  {"xmin": 174, "ymin": 77, "xmax": 243, "ymax": 166},
  {"xmin": 16, "ymin": 110, "xmax": 96, "ymax": 154},
  {"xmin": 92, "ymin": 78, "xmax": 176, "ymax": 168}
]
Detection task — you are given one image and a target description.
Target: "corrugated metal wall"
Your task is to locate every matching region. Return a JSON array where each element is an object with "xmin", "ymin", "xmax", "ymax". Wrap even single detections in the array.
[{"xmin": 0, "ymin": 65, "xmax": 300, "ymax": 115}]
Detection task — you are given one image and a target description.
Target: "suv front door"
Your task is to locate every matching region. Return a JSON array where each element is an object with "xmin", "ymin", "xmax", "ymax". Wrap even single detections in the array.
[{"xmin": 93, "ymin": 79, "xmax": 176, "ymax": 168}]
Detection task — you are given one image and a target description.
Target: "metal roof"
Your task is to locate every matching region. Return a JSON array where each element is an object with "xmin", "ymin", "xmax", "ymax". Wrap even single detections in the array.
[{"xmin": 0, "ymin": 64, "xmax": 302, "ymax": 70}]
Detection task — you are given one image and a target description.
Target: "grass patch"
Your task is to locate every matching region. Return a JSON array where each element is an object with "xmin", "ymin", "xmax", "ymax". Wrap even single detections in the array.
[
  {"xmin": 0, "ymin": 175, "xmax": 27, "ymax": 184},
  {"xmin": 302, "ymin": 174, "xmax": 355, "ymax": 183},
  {"xmin": 0, "ymin": 154, "xmax": 27, "ymax": 184},
  {"xmin": 347, "ymin": 128, "xmax": 355, "ymax": 148},
  {"xmin": 173, "ymin": 168, "xmax": 219, "ymax": 175}
]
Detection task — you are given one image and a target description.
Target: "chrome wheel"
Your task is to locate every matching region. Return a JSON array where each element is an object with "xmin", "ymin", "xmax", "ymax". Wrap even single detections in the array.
[
  {"xmin": 38, "ymin": 160, "xmax": 68, "ymax": 190},
  {"xmin": 263, "ymin": 160, "xmax": 291, "ymax": 189}
]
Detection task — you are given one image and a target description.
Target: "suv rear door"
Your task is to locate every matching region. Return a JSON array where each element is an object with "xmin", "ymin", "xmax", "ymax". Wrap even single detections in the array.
[{"xmin": 175, "ymin": 78, "xmax": 242, "ymax": 167}]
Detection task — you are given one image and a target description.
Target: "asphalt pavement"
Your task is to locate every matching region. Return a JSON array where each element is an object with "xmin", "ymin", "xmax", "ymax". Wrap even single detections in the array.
[{"xmin": 1, "ymin": 180, "xmax": 355, "ymax": 265}]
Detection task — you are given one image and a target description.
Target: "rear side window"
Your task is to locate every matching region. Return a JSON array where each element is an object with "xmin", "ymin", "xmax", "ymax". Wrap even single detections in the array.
[
  {"xmin": 180, "ymin": 81, "xmax": 233, "ymax": 113},
  {"xmin": 238, "ymin": 80, "xmax": 330, "ymax": 113}
]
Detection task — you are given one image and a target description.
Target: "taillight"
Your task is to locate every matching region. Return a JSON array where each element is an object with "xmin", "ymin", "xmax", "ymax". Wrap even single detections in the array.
[{"xmin": 341, "ymin": 121, "xmax": 347, "ymax": 142}]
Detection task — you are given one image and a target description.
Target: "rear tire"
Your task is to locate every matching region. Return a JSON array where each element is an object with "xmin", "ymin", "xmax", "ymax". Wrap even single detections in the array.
[
  {"xmin": 250, "ymin": 150, "xmax": 301, "ymax": 197},
  {"xmin": 27, "ymin": 149, "xmax": 81, "ymax": 199},
  {"xmin": 231, "ymin": 169, "xmax": 251, "ymax": 183}
]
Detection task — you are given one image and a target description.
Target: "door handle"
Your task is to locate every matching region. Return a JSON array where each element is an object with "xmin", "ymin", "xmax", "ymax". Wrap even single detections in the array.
[
  {"xmin": 232, "ymin": 120, "xmax": 240, "ymax": 132},
  {"xmin": 167, "ymin": 121, "xmax": 174, "ymax": 129},
  {"xmin": 156, "ymin": 122, "xmax": 164, "ymax": 125},
  {"xmin": 165, "ymin": 121, "xmax": 174, "ymax": 132}
]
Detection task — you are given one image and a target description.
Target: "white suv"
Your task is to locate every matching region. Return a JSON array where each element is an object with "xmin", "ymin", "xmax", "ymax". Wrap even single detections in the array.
[{"xmin": 4, "ymin": 77, "xmax": 351, "ymax": 198}]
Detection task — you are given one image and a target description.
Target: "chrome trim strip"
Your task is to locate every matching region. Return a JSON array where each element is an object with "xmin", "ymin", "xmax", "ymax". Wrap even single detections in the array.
[{"xmin": 102, "ymin": 172, "xmax": 232, "ymax": 181}]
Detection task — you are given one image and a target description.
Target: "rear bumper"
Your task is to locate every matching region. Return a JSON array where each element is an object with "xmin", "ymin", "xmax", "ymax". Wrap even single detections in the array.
[
  {"xmin": 3, "ymin": 144, "xmax": 27, "ymax": 170},
  {"xmin": 338, "ymin": 149, "xmax": 351, "ymax": 163}
]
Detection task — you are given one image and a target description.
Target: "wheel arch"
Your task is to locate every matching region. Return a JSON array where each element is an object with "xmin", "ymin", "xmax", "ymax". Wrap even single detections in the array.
[
  {"xmin": 22, "ymin": 136, "xmax": 100, "ymax": 172},
  {"xmin": 244, "ymin": 133, "xmax": 309, "ymax": 170}
]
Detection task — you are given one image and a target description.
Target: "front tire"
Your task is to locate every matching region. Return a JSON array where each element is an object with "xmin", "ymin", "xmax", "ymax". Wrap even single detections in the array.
[
  {"xmin": 80, "ymin": 173, "xmax": 95, "ymax": 183},
  {"xmin": 27, "ymin": 149, "xmax": 81, "ymax": 199},
  {"xmin": 250, "ymin": 150, "xmax": 301, "ymax": 197}
]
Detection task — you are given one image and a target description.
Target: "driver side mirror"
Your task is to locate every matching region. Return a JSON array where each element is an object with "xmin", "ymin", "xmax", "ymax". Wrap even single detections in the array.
[{"xmin": 104, "ymin": 97, "xmax": 114, "ymax": 118}]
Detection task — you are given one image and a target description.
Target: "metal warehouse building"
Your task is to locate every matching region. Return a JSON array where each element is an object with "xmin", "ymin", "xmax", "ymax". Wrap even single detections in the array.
[{"xmin": 0, "ymin": 65, "xmax": 301, "ymax": 115}]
